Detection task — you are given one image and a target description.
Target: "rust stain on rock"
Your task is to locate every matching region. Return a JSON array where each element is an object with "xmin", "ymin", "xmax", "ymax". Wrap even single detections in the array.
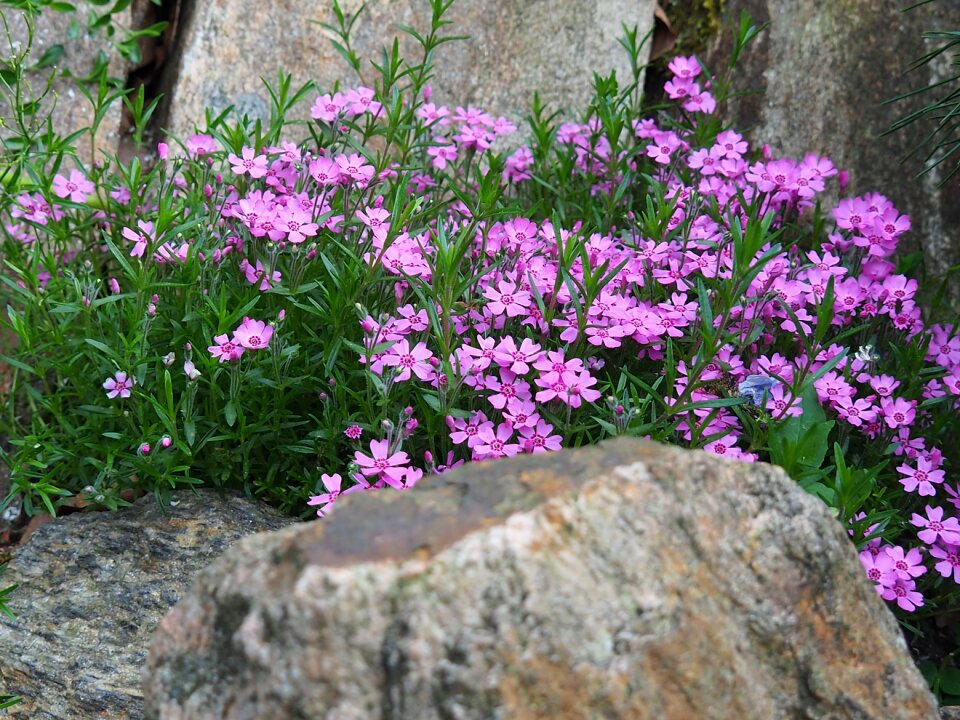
[{"xmin": 296, "ymin": 439, "xmax": 662, "ymax": 568}]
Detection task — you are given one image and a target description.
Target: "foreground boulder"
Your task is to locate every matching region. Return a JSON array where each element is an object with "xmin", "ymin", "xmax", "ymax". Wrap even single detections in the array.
[
  {"xmin": 0, "ymin": 490, "xmax": 297, "ymax": 719},
  {"xmin": 144, "ymin": 438, "xmax": 938, "ymax": 719}
]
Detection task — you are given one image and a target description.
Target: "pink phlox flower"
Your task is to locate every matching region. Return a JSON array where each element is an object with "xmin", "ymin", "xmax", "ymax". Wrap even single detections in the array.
[
  {"xmin": 427, "ymin": 140, "xmax": 458, "ymax": 170},
  {"xmin": 859, "ymin": 547, "xmax": 896, "ymax": 592},
  {"xmin": 276, "ymin": 203, "xmax": 319, "ymax": 244},
  {"xmin": 309, "ymin": 156, "xmax": 342, "ymax": 186},
  {"xmin": 910, "ymin": 505, "xmax": 960, "ymax": 545},
  {"xmin": 503, "ymin": 399, "xmax": 540, "ymax": 430},
  {"xmin": 310, "ymin": 91, "xmax": 346, "ymax": 122},
  {"xmin": 518, "ymin": 419, "xmax": 563, "ymax": 454},
  {"xmin": 474, "ymin": 422, "xmax": 521, "ymax": 460},
  {"xmin": 646, "ymin": 131, "xmax": 681, "ymax": 164},
  {"xmin": 448, "ymin": 412, "xmax": 493, "ymax": 449},
  {"xmin": 930, "ymin": 542, "xmax": 960, "ymax": 583},
  {"xmin": 335, "ymin": 153, "xmax": 376, "ymax": 186},
  {"xmin": 228, "ymin": 146, "xmax": 269, "ymax": 179},
  {"xmin": 344, "ymin": 425, "xmax": 363, "ymax": 440},
  {"xmin": 483, "ymin": 280, "xmax": 532, "ymax": 318},
  {"xmin": 880, "ymin": 577, "xmax": 924, "ymax": 611},
  {"xmin": 239, "ymin": 258, "xmax": 281, "ymax": 291},
  {"xmin": 834, "ymin": 395, "xmax": 878, "ymax": 428},
  {"xmin": 52, "ymin": 169, "xmax": 94, "ymax": 203},
  {"xmin": 485, "ymin": 368, "xmax": 532, "ymax": 410},
  {"xmin": 585, "ymin": 323, "xmax": 631, "ymax": 348},
  {"xmin": 682, "ymin": 88, "xmax": 716, "ymax": 114},
  {"xmin": 307, "ymin": 473, "xmax": 343, "ymax": 516},
  {"xmin": 714, "ymin": 130, "xmax": 748, "ymax": 158},
  {"xmin": 354, "ymin": 439, "xmax": 409, "ymax": 488},
  {"xmin": 493, "ymin": 336, "xmax": 543, "ymax": 374},
  {"xmin": 879, "ymin": 396, "xmax": 915, "ymax": 430},
  {"xmin": 185, "ymin": 133, "xmax": 217, "ymax": 156},
  {"xmin": 382, "ymin": 339, "xmax": 435, "ymax": 382},
  {"xmin": 208, "ymin": 333, "xmax": 244, "ymax": 363},
  {"xmin": 123, "ymin": 219, "xmax": 156, "ymax": 259},
  {"xmin": 563, "ymin": 369, "xmax": 602, "ymax": 408},
  {"xmin": 356, "ymin": 205, "xmax": 392, "ymax": 241},
  {"xmin": 883, "ymin": 545, "xmax": 927, "ymax": 581},
  {"xmin": 668, "ymin": 55, "xmax": 701, "ymax": 79},
  {"xmin": 704, "ymin": 433, "xmax": 742, "ymax": 458},
  {"xmin": 458, "ymin": 336, "xmax": 498, "ymax": 373},
  {"xmin": 344, "ymin": 86, "xmax": 382, "ymax": 117},
  {"xmin": 102, "ymin": 370, "xmax": 134, "ymax": 399},
  {"xmin": 395, "ymin": 304, "xmax": 430, "ymax": 334},
  {"xmin": 415, "ymin": 102, "xmax": 451, "ymax": 126},
  {"xmin": 232, "ymin": 317, "xmax": 274, "ymax": 350},
  {"xmin": 898, "ymin": 456, "xmax": 946, "ymax": 496},
  {"xmin": 868, "ymin": 374, "xmax": 900, "ymax": 397}
]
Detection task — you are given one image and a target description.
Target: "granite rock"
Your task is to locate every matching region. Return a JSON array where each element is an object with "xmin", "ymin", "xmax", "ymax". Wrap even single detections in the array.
[
  {"xmin": 0, "ymin": 2, "xmax": 135, "ymax": 166},
  {"xmin": 0, "ymin": 489, "xmax": 298, "ymax": 719},
  {"xmin": 708, "ymin": 0, "xmax": 960, "ymax": 280},
  {"xmin": 144, "ymin": 438, "xmax": 938, "ymax": 719},
  {"xmin": 162, "ymin": 0, "xmax": 655, "ymax": 140}
]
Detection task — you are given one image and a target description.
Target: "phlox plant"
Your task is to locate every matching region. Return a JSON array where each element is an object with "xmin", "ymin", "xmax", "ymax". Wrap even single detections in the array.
[{"xmin": 1, "ymin": 0, "xmax": 959, "ymax": 690}]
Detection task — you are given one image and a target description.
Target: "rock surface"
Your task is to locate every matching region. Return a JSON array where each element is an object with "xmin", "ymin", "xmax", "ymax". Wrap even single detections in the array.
[
  {"xmin": 0, "ymin": 2, "xmax": 134, "ymax": 165},
  {"xmin": 0, "ymin": 490, "xmax": 297, "ymax": 719},
  {"xmin": 708, "ymin": 0, "xmax": 960, "ymax": 280},
  {"xmin": 144, "ymin": 438, "xmax": 938, "ymax": 719},
  {"xmin": 163, "ymin": 0, "xmax": 655, "ymax": 140}
]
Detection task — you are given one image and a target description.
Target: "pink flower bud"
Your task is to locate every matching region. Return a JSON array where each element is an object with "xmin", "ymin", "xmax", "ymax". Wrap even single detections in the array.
[
  {"xmin": 157, "ymin": 142, "xmax": 169, "ymax": 160},
  {"xmin": 160, "ymin": 435, "xmax": 172, "ymax": 449},
  {"xmin": 109, "ymin": 278, "xmax": 121, "ymax": 294},
  {"xmin": 139, "ymin": 442, "xmax": 151, "ymax": 455}
]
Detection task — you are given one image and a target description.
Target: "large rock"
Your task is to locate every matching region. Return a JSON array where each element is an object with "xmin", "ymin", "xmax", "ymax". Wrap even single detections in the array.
[
  {"xmin": 0, "ymin": 490, "xmax": 297, "ymax": 719},
  {"xmin": 163, "ymin": 0, "xmax": 655, "ymax": 140},
  {"xmin": 0, "ymin": 2, "xmax": 135, "ymax": 165},
  {"xmin": 144, "ymin": 438, "xmax": 938, "ymax": 719},
  {"xmin": 708, "ymin": 0, "xmax": 960, "ymax": 280}
]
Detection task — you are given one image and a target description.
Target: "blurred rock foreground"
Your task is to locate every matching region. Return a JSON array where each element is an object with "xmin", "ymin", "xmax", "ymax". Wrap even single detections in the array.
[{"xmin": 143, "ymin": 439, "xmax": 939, "ymax": 719}]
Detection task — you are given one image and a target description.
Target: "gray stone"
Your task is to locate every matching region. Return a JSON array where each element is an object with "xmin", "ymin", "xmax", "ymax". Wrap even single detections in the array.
[
  {"xmin": 144, "ymin": 438, "xmax": 938, "ymax": 719},
  {"xmin": 0, "ymin": 489, "xmax": 297, "ymax": 719},
  {"xmin": 708, "ymin": 0, "xmax": 960, "ymax": 281},
  {"xmin": 0, "ymin": 2, "xmax": 135, "ymax": 166},
  {"xmin": 163, "ymin": 0, "xmax": 655, "ymax": 140}
]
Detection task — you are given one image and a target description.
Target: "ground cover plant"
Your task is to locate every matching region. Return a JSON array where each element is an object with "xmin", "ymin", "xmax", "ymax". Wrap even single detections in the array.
[{"xmin": 1, "ymin": 0, "xmax": 959, "ymax": 702}]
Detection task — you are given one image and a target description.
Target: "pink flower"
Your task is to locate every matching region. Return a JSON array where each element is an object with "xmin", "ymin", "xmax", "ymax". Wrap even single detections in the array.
[
  {"xmin": 483, "ymin": 280, "xmax": 531, "ymax": 317},
  {"xmin": 898, "ymin": 457, "xmax": 946, "ymax": 496},
  {"xmin": 276, "ymin": 204, "xmax": 319, "ymax": 244},
  {"xmin": 518, "ymin": 419, "xmax": 563, "ymax": 454},
  {"xmin": 930, "ymin": 543, "xmax": 960, "ymax": 583},
  {"xmin": 382, "ymin": 339, "xmax": 434, "ymax": 382},
  {"xmin": 883, "ymin": 545, "xmax": 927, "ymax": 580},
  {"xmin": 309, "ymin": 156, "xmax": 342, "ymax": 186},
  {"xmin": 208, "ymin": 333, "xmax": 244, "ymax": 362},
  {"xmin": 228, "ymin": 147, "xmax": 269, "ymax": 179},
  {"xmin": 186, "ymin": 134, "xmax": 217, "ymax": 156},
  {"xmin": 123, "ymin": 220, "xmax": 156, "ymax": 259},
  {"xmin": 52, "ymin": 169, "xmax": 94, "ymax": 203},
  {"xmin": 910, "ymin": 505, "xmax": 960, "ymax": 545},
  {"xmin": 239, "ymin": 258, "xmax": 281, "ymax": 291},
  {"xmin": 335, "ymin": 153, "xmax": 375, "ymax": 186},
  {"xmin": 232, "ymin": 317, "xmax": 274, "ymax": 350},
  {"xmin": 354, "ymin": 439, "xmax": 410, "ymax": 488},
  {"xmin": 311, "ymin": 92, "xmax": 346, "ymax": 123},
  {"xmin": 344, "ymin": 425, "xmax": 363, "ymax": 440},
  {"xmin": 307, "ymin": 473, "xmax": 343, "ymax": 516},
  {"xmin": 102, "ymin": 371, "xmax": 134, "ymax": 399},
  {"xmin": 474, "ymin": 422, "xmax": 521, "ymax": 460},
  {"xmin": 880, "ymin": 577, "xmax": 924, "ymax": 612}
]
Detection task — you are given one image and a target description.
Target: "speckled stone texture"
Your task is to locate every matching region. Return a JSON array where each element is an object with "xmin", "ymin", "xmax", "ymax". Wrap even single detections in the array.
[
  {"xmin": 163, "ymin": 0, "xmax": 655, "ymax": 140},
  {"xmin": 708, "ymin": 0, "xmax": 960, "ymax": 281},
  {"xmin": 144, "ymin": 438, "xmax": 938, "ymax": 720},
  {"xmin": 0, "ymin": 489, "xmax": 298, "ymax": 719},
  {"xmin": 0, "ymin": 2, "xmax": 134, "ymax": 165}
]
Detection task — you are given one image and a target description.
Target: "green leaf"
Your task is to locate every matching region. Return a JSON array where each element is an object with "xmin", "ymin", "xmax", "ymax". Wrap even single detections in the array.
[
  {"xmin": 224, "ymin": 401, "xmax": 237, "ymax": 428},
  {"xmin": 32, "ymin": 44, "xmax": 65, "ymax": 70}
]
